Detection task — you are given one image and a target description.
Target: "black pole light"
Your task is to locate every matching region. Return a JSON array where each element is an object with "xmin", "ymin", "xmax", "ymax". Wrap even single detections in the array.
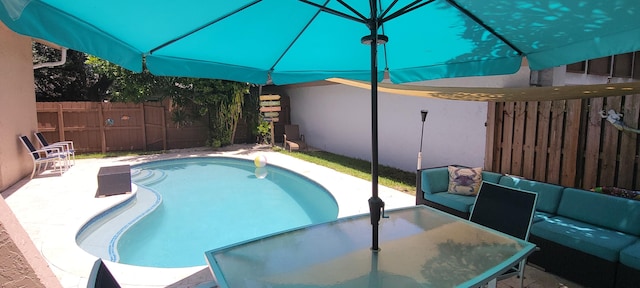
[{"xmin": 417, "ymin": 110, "xmax": 428, "ymax": 170}]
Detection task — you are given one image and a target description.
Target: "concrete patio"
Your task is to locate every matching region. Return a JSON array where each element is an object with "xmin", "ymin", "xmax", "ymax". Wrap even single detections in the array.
[{"xmin": 2, "ymin": 145, "xmax": 583, "ymax": 287}]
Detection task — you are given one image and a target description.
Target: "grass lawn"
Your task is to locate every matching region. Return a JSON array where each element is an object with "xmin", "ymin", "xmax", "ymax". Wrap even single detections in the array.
[
  {"xmin": 75, "ymin": 151, "xmax": 164, "ymax": 159},
  {"xmin": 278, "ymin": 149, "xmax": 417, "ymax": 195}
]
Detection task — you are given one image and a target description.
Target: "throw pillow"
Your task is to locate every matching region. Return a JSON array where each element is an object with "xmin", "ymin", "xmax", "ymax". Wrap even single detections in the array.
[{"xmin": 448, "ymin": 166, "xmax": 483, "ymax": 196}]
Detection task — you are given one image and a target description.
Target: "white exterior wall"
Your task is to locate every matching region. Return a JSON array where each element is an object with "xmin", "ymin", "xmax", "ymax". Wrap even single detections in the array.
[{"xmin": 283, "ymin": 66, "xmax": 530, "ymax": 172}]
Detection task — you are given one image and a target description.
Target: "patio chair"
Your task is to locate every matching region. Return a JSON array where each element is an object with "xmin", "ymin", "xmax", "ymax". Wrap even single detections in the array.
[
  {"xmin": 34, "ymin": 132, "xmax": 75, "ymax": 165},
  {"xmin": 284, "ymin": 124, "xmax": 306, "ymax": 152},
  {"xmin": 469, "ymin": 181, "xmax": 538, "ymax": 288},
  {"xmin": 19, "ymin": 135, "xmax": 68, "ymax": 178}
]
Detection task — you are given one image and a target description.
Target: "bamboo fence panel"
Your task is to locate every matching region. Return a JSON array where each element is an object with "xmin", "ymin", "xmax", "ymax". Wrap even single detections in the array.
[
  {"xmin": 599, "ymin": 97, "xmax": 622, "ymax": 187},
  {"xmin": 511, "ymin": 102, "xmax": 526, "ymax": 176},
  {"xmin": 582, "ymin": 97, "xmax": 604, "ymax": 189},
  {"xmin": 522, "ymin": 101, "xmax": 538, "ymax": 179},
  {"xmin": 618, "ymin": 96, "xmax": 639, "ymax": 188},
  {"xmin": 534, "ymin": 101, "xmax": 552, "ymax": 182},
  {"xmin": 488, "ymin": 93, "xmax": 640, "ymax": 191}
]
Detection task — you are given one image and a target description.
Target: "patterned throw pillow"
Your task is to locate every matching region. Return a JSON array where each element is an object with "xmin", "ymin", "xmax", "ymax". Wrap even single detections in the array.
[{"xmin": 448, "ymin": 166, "xmax": 483, "ymax": 196}]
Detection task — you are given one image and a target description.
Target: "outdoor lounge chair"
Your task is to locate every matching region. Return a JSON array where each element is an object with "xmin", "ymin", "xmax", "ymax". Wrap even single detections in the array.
[
  {"xmin": 19, "ymin": 135, "xmax": 68, "ymax": 178},
  {"xmin": 469, "ymin": 181, "xmax": 538, "ymax": 288},
  {"xmin": 284, "ymin": 124, "xmax": 306, "ymax": 152},
  {"xmin": 34, "ymin": 132, "xmax": 75, "ymax": 165}
]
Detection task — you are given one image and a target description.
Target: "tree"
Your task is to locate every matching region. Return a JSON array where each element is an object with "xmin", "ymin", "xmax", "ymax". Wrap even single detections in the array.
[
  {"xmin": 33, "ymin": 43, "xmax": 109, "ymax": 101},
  {"xmin": 85, "ymin": 56, "xmax": 254, "ymax": 147}
]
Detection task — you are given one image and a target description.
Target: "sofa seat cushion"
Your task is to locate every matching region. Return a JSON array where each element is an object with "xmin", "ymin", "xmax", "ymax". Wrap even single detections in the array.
[
  {"xmin": 533, "ymin": 211, "xmax": 554, "ymax": 223},
  {"xmin": 557, "ymin": 188, "xmax": 640, "ymax": 236},
  {"xmin": 531, "ymin": 216, "xmax": 637, "ymax": 262},
  {"xmin": 424, "ymin": 192, "xmax": 476, "ymax": 213},
  {"xmin": 498, "ymin": 176, "xmax": 564, "ymax": 214},
  {"xmin": 620, "ymin": 241, "xmax": 640, "ymax": 270}
]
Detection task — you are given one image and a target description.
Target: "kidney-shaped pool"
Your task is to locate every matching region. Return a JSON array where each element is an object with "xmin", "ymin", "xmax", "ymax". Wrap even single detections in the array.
[{"xmin": 76, "ymin": 157, "xmax": 338, "ymax": 268}]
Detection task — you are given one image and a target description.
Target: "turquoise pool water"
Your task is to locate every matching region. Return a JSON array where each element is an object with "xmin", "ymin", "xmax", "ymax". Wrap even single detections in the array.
[{"xmin": 82, "ymin": 157, "xmax": 338, "ymax": 268}]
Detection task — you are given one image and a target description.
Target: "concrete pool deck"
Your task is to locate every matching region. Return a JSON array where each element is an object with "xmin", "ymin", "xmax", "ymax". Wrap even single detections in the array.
[
  {"xmin": 2, "ymin": 145, "xmax": 416, "ymax": 287},
  {"xmin": 2, "ymin": 144, "xmax": 583, "ymax": 288}
]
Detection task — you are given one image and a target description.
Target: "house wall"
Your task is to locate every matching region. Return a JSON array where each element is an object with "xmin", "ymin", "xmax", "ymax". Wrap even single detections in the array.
[
  {"xmin": 0, "ymin": 22, "xmax": 38, "ymax": 190},
  {"xmin": 283, "ymin": 66, "xmax": 530, "ymax": 172},
  {"xmin": 0, "ymin": 22, "xmax": 61, "ymax": 288}
]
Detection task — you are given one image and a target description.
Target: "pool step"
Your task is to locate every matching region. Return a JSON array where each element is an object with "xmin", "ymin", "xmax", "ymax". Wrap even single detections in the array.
[
  {"xmin": 130, "ymin": 169, "xmax": 166, "ymax": 186},
  {"xmin": 76, "ymin": 185, "xmax": 162, "ymax": 262}
]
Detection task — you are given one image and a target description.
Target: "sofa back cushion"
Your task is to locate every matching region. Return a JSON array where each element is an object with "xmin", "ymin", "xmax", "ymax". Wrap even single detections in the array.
[
  {"xmin": 557, "ymin": 188, "xmax": 640, "ymax": 235},
  {"xmin": 482, "ymin": 171, "xmax": 502, "ymax": 184},
  {"xmin": 421, "ymin": 167, "xmax": 449, "ymax": 194},
  {"xmin": 499, "ymin": 176, "xmax": 563, "ymax": 214},
  {"xmin": 421, "ymin": 167, "xmax": 502, "ymax": 195}
]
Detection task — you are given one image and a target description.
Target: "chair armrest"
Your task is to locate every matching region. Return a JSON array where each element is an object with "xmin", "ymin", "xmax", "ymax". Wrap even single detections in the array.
[
  {"xmin": 43, "ymin": 143, "xmax": 70, "ymax": 152},
  {"xmin": 36, "ymin": 146, "xmax": 63, "ymax": 153},
  {"xmin": 54, "ymin": 141, "xmax": 74, "ymax": 150},
  {"xmin": 33, "ymin": 147, "xmax": 64, "ymax": 158}
]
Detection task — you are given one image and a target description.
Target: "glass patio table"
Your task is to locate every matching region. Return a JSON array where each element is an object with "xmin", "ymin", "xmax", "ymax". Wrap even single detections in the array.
[{"xmin": 204, "ymin": 205, "xmax": 536, "ymax": 288}]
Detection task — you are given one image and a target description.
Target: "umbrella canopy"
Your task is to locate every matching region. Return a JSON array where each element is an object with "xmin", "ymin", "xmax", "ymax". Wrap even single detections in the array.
[
  {"xmin": 2, "ymin": 1, "xmax": 639, "ymax": 85},
  {"xmin": 3, "ymin": 0, "xmax": 640, "ymax": 251}
]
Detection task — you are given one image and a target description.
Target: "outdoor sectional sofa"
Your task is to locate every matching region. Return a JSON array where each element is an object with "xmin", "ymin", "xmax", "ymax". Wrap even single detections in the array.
[{"xmin": 416, "ymin": 166, "xmax": 640, "ymax": 288}]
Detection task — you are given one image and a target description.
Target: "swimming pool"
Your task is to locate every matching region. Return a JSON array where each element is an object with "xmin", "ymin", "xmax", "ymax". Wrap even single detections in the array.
[{"xmin": 77, "ymin": 157, "xmax": 338, "ymax": 268}]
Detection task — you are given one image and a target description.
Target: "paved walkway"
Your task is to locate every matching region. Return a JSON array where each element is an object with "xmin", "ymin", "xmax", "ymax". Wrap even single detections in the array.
[{"xmin": 2, "ymin": 145, "xmax": 416, "ymax": 287}]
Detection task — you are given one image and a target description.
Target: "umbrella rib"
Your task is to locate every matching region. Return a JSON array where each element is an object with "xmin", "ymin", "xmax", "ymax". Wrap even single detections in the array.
[
  {"xmin": 149, "ymin": 0, "xmax": 262, "ymax": 54},
  {"xmin": 337, "ymin": 0, "xmax": 369, "ymax": 22},
  {"xmin": 379, "ymin": 0, "xmax": 399, "ymax": 20},
  {"xmin": 445, "ymin": 0, "xmax": 523, "ymax": 55},
  {"xmin": 299, "ymin": 0, "xmax": 367, "ymax": 23},
  {"xmin": 382, "ymin": 0, "xmax": 434, "ymax": 23},
  {"xmin": 270, "ymin": 0, "xmax": 334, "ymax": 72}
]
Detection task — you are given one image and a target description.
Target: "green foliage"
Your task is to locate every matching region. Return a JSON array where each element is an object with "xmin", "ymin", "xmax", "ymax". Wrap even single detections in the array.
[
  {"xmin": 244, "ymin": 85, "xmax": 263, "ymax": 143},
  {"xmin": 170, "ymin": 107, "xmax": 192, "ymax": 128},
  {"xmin": 255, "ymin": 121, "xmax": 271, "ymax": 144},
  {"xmin": 35, "ymin": 47, "xmax": 258, "ymax": 147},
  {"xmin": 85, "ymin": 56, "xmax": 170, "ymax": 103},
  {"xmin": 86, "ymin": 56, "xmax": 252, "ymax": 146},
  {"xmin": 33, "ymin": 44, "xmax": 108, "ymax": 101}
]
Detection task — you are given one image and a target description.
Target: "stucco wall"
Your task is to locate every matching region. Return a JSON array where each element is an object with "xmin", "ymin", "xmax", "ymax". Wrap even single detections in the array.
[
  {"xmin": 283, "ymin": 66, "xmax": 530, "ymax": 172},
  {"xmin": 0, "ymin": 22, "xmax": 60, "ymax": 288},
  {"xmin": 0, "ymin": 197, "xmax": 61, "ymax": 288},
  {"xmin": 0, "ymin": 22, "xmax": 37, "ymax": 191}
]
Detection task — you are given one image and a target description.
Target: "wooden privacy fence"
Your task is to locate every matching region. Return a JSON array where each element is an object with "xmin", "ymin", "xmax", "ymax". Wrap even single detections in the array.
[
  {"xmin": 486, "ymin": 93, "xmax": 640, "ymax": 191},
  {"xmin": 36, "ymin": 101, "xmax": 212, "ymax": 153}
]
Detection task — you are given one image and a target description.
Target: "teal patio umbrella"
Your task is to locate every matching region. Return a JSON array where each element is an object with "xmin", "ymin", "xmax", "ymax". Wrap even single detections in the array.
[{"xmin": 2, "ymin": 0, "xmax": 640, "ymax": 251}]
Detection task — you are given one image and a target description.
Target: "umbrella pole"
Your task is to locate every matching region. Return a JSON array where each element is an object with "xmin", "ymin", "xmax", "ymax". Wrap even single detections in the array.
[{"xmin": 367, "ymin": 2, "xmax": 385, "ymax": 252}]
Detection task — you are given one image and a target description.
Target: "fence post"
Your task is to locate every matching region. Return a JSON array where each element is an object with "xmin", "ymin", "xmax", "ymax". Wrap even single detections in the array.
[
  {"xmin": 99, "ymin": 102, "xmax": 106, "ymax": 153},
  {"xmin": 140, "ymin": 103, "xmax": 147, "ymax": 151},
  {"xmin": 161, "ymin": 104, "xmax": 167, "ymax": 150},
  {"xmin": 484, "ymin": 102, "xmax": 496, "ymax": 171},
  {"xmin": 57, "ymin": 103, "xmax": 65, "ymax": 140}
]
